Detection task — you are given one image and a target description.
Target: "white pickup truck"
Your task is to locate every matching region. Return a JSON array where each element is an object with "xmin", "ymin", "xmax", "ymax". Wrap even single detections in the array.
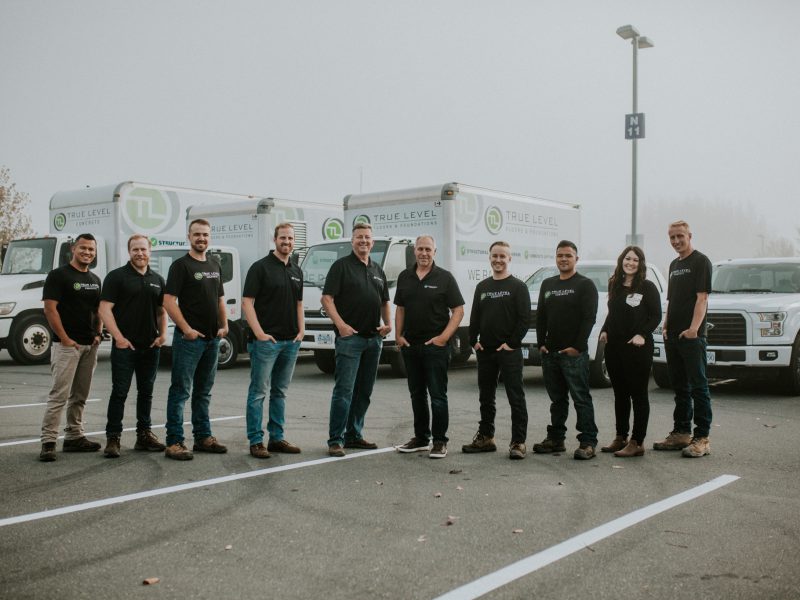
[
  {"xmin": 652, "ymin": 257, "xmax": 800, "ymax": 395},
  {"xmin": 522, "ymin": 260, "xmax": 668, "ymax": 387}
]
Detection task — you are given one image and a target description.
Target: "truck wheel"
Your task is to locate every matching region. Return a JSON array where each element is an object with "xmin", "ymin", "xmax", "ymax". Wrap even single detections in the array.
[
  {"xmin": 652, "ymin": 364, "xmax": 671, "ymax": 389},
  {"xmin": 314, "ymin": 350, "xmax": 336, "ymax": 374},
  {"xmin": 589, "ymin": 343, "xmax": 611, "ymax": 388},
  {"xmin": 779, "ymin": 337, "xmax": 800, "ymax": 396},
  {"xmin": 8, "ymin": 314, "xmax": 52, "ymax": 365},
  {"xmin": 388, "ymin": 349, "xmax": 407, "ymax": 378},
  {"xmin": 217, "ymin": 331, "xmax": 239, "ymax": 369}
]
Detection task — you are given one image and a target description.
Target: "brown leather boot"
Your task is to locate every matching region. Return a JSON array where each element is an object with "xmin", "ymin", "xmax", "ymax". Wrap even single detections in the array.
[
  {"xmin": 601, "ymin": 436, "xmax": 628, "ymax": 453},
  {"xmin": 614, "ymin": 439, "xmax": 645, "ymax": 457}
]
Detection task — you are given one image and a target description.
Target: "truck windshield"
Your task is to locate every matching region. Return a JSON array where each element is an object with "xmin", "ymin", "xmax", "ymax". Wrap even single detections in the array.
[
  {"xmin": 712, "ymin": 263, "xmax": 800, "ymax": 293},
  {"xmin": 301, "ymin": 241, "xmax": 389, "ymax": 287},
  {"xmin": 526, "ymin": 265, "xmax": 614, "ymax": 294},
  {"xmin": 1, "ymin": 239, "xmax": 57, "ymax": 275}
]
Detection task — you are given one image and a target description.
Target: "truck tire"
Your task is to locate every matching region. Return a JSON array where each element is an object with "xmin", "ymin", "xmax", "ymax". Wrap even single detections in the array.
[
  {"xmin": 589, "ymin": 342, "xmax": 611, "ymax": 388},
  {"xmin": 314, "ymin": 350, "xmax": 336, "ymax": 374},
  {"xmin": 652, "ymin": 364, "xmax": 671, "ymax": 389},
  {"xmin": 388, "ymin": 349, "xmax": 407, "ymax": 378},
  {"xmin": 779, "ymin": 337, "xmax": 800, "ymax": 396},
  {"xmin": 217, "ymin": 330, "xmax": 239, "ymax": 369},
  {"xmin": 8, "ymin": 314, "xmax": 52, "ymax": 365}
]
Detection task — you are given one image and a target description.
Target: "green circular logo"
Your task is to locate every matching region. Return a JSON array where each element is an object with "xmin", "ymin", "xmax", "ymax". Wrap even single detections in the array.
[
  {"xmin": 524, "ymin": 250, "xmax": 529, "ymax": 259},
  {"xmin": 150, "ymin": 237, "xmax": 159, "ymax": 247},
  {"xmin": 323, "ymin": 218, "xmax": 344, "ymax": 240},
  {"xmin": 54, "ymin": 213, "xmax": 67, "ymax": 231},
  {"xmin": 460, "ymin": 244, "xmax": 466, "ymax": 256},
  {"xmin": 194, "ymin": 272, "xmax": 203, "ymax": 280},
  {"xmin": 73, "ymin": 282, "xmax": 81, "ymax": 290},
  {"xmin": 484, "ymin": 206, "xmax": 503, "ymax": 235},
  {"xmin": 352, "ymin": 214, "xmax": 371, "ymax": 228}
]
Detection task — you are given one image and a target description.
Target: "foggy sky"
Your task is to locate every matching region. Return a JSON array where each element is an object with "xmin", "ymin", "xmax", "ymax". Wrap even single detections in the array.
[{"xmin": 2, "ymin": 0, "xmax": 799, "ymax": 273}]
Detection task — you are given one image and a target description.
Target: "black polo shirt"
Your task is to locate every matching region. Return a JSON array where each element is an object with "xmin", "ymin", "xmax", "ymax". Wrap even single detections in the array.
[
  {"xmin": 394, "ymin": 262, "xmax": 465, "ymax": 345},
  {"xmin": 322, "ymin": 252, "xmax": 389, "ymax": 337},
  {"xmin": 100, "ymin": 262, "xmax": 165, "ymax": 347},
  {"xmin": 165, "ymin": 254, "xmax": 224, "ymax": 338},
  {"xmin": 42, "ymin": 264, "xmax": 101, "ymax": 344},
  {"xmin": 243, "ymin": 251, "xmax": 304, "ymax": 341}
]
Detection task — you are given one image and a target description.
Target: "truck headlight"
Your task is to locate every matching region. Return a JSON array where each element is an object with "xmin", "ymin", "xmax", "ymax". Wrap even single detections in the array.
[
  {"xmin": 0, "ymin": 302, "xmax": 16, "ymax": 316},
  {"xmin": 758, "ymin": 312, "xmax": 786, "ymax": 337}
]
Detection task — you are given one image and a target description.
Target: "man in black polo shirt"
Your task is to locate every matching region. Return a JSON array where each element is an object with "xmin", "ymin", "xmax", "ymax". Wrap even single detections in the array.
[
  {"xmin": 163, "ymin": 218, "xmax": 229, "ymax": 460},
  {"xmin": 242, "ymin": 223, "xmax": 304, "ymax": 459},
  {"xmin": 98, "ymin": 234, "xmax": 167, "ymax": 458},
  {"xmin": 39, "ymin": 234, "xmax": 103, "ymax": 462},
  {"xmin": 394, "ymin": 235, "xmax": 464, "ymax": 459},
  {"xmin": 322, "ymin": 222, "xmax": 391, "ymax": 457},
  {"xmin": 462, "ymin": 241, "xmax": 530, "ymax": 460}
]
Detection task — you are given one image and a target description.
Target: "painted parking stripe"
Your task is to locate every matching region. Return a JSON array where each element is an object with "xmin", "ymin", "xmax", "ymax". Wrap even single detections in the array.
[
  {"xmin": 0, "ymin": 415, "xmax": 244, "ymax": 447},
  {"xmin": 433, "ymin": 474, "xmax": 740, "ymax": 600},
  {"xmin": 0, "ymin": 446, "xmax": 395, "ymax": 528},
  {"xmin": 0, "ymin": 399, "xmax": 102, "ymax": 409}
]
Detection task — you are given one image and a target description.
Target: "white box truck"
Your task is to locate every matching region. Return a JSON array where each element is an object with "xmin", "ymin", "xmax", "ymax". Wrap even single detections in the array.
[
  {"xmin": 299, "ymin": 182, "xmax": 581, "ymax": 376},
  {"xmin": 0, "ymin": 182, "xmax": 269, "ymax": 365},
  {"xmin": 162, "ymin": 199, "xmax": 343, "ymax": 367}
]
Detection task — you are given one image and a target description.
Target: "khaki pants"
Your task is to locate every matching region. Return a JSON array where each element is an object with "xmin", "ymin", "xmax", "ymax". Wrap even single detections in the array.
[{"xmin": 41, "ymin": 343, "xmax": 98, "ymax": 443}]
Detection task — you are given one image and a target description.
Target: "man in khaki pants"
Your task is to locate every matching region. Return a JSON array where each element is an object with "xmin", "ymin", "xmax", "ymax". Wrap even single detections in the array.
[{"xmin": 39, "ymin": 234, "xmax": 103, "ymax": 461}]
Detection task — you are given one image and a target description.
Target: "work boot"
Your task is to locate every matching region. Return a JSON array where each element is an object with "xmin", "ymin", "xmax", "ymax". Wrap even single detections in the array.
[
  {"xmin": 682, "ymin": 437, "xmax": 711, "ymax": 458},
  {"xmin": 509, "ymin": 442, "xmax": 527, "ymax": 460},
  {"xmin": 653, "ymin": 431, "xmax": 692, "ymax": 451},
  {"xmin": 193, "ymin": 436, "xmax": 227, "ymax": 453},
  {"xmin": 614, "ymin": 439, "xmax": 645, "ymax": 457},
  {"xmin": 134, "ymin": 429, "xmax": 166, "ymax": 452},
  {"xmin": 532, "ymin": 437, "xmax": 566, "ymax": 454},
  {"xmin": 573, "ymin": 445, "xmax": 596, "ymax": 460},
  {"xmin": 267, "ymin": 439, "xmax": 302, "ymax": 454},
  {"xmin": 249, "ymin": 443, "xmax": 271, "ymax": 459},
  {"xmin": 461, "ymin": 432, "xmax": 497, "ymax": 453},
  {"xmin": 62, "ymin": 437, "xmax": 101, "ymax": 452},
  {"xmin": 601, "ymin": 435, "xmax": 628, "ymax": 453},
  {"xmin": 104, "ymin": 436, "xmax": 121, "ymax": 458},
  {"xmin": 39, "ymin": 442, "xmax": 57, "ymax": 462},
  {"xmin": 165, "ymin": 442, "xmax": 193, "ymax": 461}
]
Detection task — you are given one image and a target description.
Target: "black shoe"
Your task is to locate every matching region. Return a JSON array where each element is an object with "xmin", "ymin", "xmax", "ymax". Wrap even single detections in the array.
[
  {"xmin": 396, "ymin": 437, "xmax": 431, "ymax": 453},
  {"xmin": 134, "ymin": 429, "xmax": 166, "ymax": 452},
  {"xmin": 344, "ymin": 438, "xmax": 378, "ymax": 450},
  {"xmin": 532, "ymin": 437, "xmax": 566, "ymax": 454},
  {"xmin": 429, "ymin": 441, "xmax": 448, "ymax": 459},
  {"xmin": 62, "ymin": 437, "xmax": 101, "ymax": 452},
  {"xmin": 39, "ymin": 442, "xmax": 57, "ymax": 462}
]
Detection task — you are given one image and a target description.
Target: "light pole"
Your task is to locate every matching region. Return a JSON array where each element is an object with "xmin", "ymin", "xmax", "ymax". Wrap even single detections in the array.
[{"xmin": 617, "ymin": 24, "xmax": 653, "ymax": 247}]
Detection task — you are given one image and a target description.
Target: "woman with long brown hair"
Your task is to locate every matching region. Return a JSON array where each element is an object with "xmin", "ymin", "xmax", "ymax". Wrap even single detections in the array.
[{"xmin": 599, "ymin": 246, "xmax": 662, "ymax": 457}]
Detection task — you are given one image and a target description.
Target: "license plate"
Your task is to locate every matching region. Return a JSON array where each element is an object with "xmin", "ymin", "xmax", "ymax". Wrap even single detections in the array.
[
  {"xmin": 314, "ymin": 332, "xmax": 335, "ymax": 346},
  {"xmin": 706, "ymin": 351, "xmax": 715, "ymax": 365},
  {"xmin": 521, "ymin": 347, "xmax": 529, "ymax": 359}
]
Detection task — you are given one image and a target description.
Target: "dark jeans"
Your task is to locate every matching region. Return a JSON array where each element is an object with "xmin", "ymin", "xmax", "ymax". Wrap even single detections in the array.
[
  {"xmin": 401, "ymin": 343, "xmax": 451, "ymax": 443},
  {"xmin": 541, "ymin": 350, "xmax": 598, "ymax": 446},
  {"xmin": 165, "ymin": 334, "xmax": 220, "ymax": 446},
  {"xmin": 476, "ymin": 348, "xmax": 527, "ymax": 443},
  {"xmin": 604, "ymin": 340, "xmax": 652, "ymax": 443},
  {"xmin": 105, "ymin": 345, "xmax": 160, "ymax": 436},
  {"xmin": 665, "ymin": 336, "xmax": 712, "ymax": 438}
]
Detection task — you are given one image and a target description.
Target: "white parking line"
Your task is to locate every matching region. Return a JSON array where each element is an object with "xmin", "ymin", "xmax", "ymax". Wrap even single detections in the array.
[
  {"xmin": 433, "ymin": 474, "xmax": 740, "ymax": 600},
  {"xmin": 0, "ymin": 398, "xmax": 102, "ymax": 409},
  {"xmin": 0, "ymin": 446, "xmax": 395, "ymax": 528},
  {"xmin": 0, "ymin": 415, "xmax": 244, "ymax": 447}
]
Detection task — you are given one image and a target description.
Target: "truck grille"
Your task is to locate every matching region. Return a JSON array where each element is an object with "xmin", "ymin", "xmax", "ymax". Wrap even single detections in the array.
[{"xmin": 706, "ymin": 313, "xmax": 746, "ymax": 346}]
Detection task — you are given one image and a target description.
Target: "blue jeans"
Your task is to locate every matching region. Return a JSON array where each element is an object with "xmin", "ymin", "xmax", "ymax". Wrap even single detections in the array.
[
  {"xmin": 541, "ymin": 351, "xmax": 598, "ymax": 446},
  {"xmin": 401, "ymin": 344, "xmax": 451, "ymax": 443},
  {"xmin": 328, "ymin": 335, "xmax": 382, "ymax": 447},
  {"xmin": 476, "ymin": 348, "xmax": 528, "ymax": 443},
  {"xmin": 105, "ymin": 345, "xmax": 160, "ymax": 436},
  {"xmin": 246, "ymin": 339, "xmax": 300, "ymax": 445},
  {"xmin": 165, "ymin": 334, "xmax": 220, "ymax": 446},
  {"xmin": 665, "ymin": 336, "xmax": 712, "ymax": 438}
]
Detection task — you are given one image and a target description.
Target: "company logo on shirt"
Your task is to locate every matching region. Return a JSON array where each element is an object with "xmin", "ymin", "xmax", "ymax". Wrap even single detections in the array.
[
  {"xmin": 72, "ymin": 282, "xmax": 100, "ymax": 291},
  {"xmin": 671, "ymin": 268, "xmax": 691, "ymax": 278},
  {"xmin": 544, "ymin": 289, "xmax": 575, "ymax": 299},
  {"xmin": 423, "ymin": 284, "xmax": 438, "ymax": 289},
  {"xmin": 193, "ymin": 272, "xmax": 220, "ymax": 281},
  {"xmin": 149, "ymin": 283, "xmax": 161, "ymax": 289},
  {"xmin": 481, "ymin": 291, "xmax": 511, "ymax": 301}
]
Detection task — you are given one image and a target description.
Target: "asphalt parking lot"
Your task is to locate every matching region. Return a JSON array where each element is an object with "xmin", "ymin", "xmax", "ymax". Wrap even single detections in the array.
[{"xmin": 2, "ymin": 348, "xmax": 799, "ymax": 600}]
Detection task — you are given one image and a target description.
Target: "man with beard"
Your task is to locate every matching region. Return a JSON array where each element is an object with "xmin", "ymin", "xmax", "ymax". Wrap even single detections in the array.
[
  {"xmin": 243, "ymin": 223, "xmax": 305, "ymax": 459},
  {"xmin": 163, "ymin": 218, "xmax": 229, "ymax": 460}
]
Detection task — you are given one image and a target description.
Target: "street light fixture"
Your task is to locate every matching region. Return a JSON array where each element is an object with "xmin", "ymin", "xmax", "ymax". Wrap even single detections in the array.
[{"xmin": 617, "ymin": 24, "xmax": 654, "ymax": 247}]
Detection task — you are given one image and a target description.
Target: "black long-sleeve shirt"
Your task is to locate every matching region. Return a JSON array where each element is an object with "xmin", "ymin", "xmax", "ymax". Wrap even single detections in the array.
[
  {"xmin": 536, "ymin": 273, "xmax": 597, "ymax": 352},
  {"xmin": 600, "ymin": 279, "xmax": 662, "ymax": 344},
  {"xmin": 469, "ymin": 275, "xmax": 529, "ymax": 350}
]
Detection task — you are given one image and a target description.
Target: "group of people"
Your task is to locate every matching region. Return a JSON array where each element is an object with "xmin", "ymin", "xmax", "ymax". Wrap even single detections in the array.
[{"xmin": 37, "ymin": 218, "xmax": 714, "ymax": 464}]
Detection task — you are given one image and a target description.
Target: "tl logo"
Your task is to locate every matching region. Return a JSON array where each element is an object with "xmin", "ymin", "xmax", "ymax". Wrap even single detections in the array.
[{"xmin": 484, "ymin": 206, "xmax": 503, "ymax": 235}]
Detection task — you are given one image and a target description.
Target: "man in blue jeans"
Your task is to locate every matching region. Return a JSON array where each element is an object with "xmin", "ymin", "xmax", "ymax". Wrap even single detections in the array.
[
  {"xmin": 394, "ymin": 235, "xmax": 464, "ymax": 459},
  {"xmin": 322, "ymin": 223, "xmax": 391, "ymax": 457},
  {"xmin": 163, "ymin": 218, "xmax": 229, "ymax": 460},
  {"xmin": 242, "ymin": 223, "xmax": 304, "ymax": 459},
  {"xmin": 99, "ymin": 234, "xmax": 167, "ymax": 458},
  {"xmin": 655, "ymin": 220, "xmax": 713, "ymax": 458},
  {"xmin": 534, "ymin": 241, "xmax": 599, "ymax": 460}
]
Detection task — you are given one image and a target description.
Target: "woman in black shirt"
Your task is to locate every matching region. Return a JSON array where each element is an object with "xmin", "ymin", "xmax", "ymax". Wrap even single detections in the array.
[{"xmin": 599, "ymin": 246, "xmax": 662, "ymax": 457}]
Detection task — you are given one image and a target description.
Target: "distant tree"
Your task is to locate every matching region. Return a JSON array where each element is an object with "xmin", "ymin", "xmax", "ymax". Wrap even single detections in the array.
[
  {"xmin": 759, "ymin": 237, "xmax": 796, "ymax": 257},
  {"xmin": 0, "ymin": 166, "xmax": 33, "ymax": 247}
]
